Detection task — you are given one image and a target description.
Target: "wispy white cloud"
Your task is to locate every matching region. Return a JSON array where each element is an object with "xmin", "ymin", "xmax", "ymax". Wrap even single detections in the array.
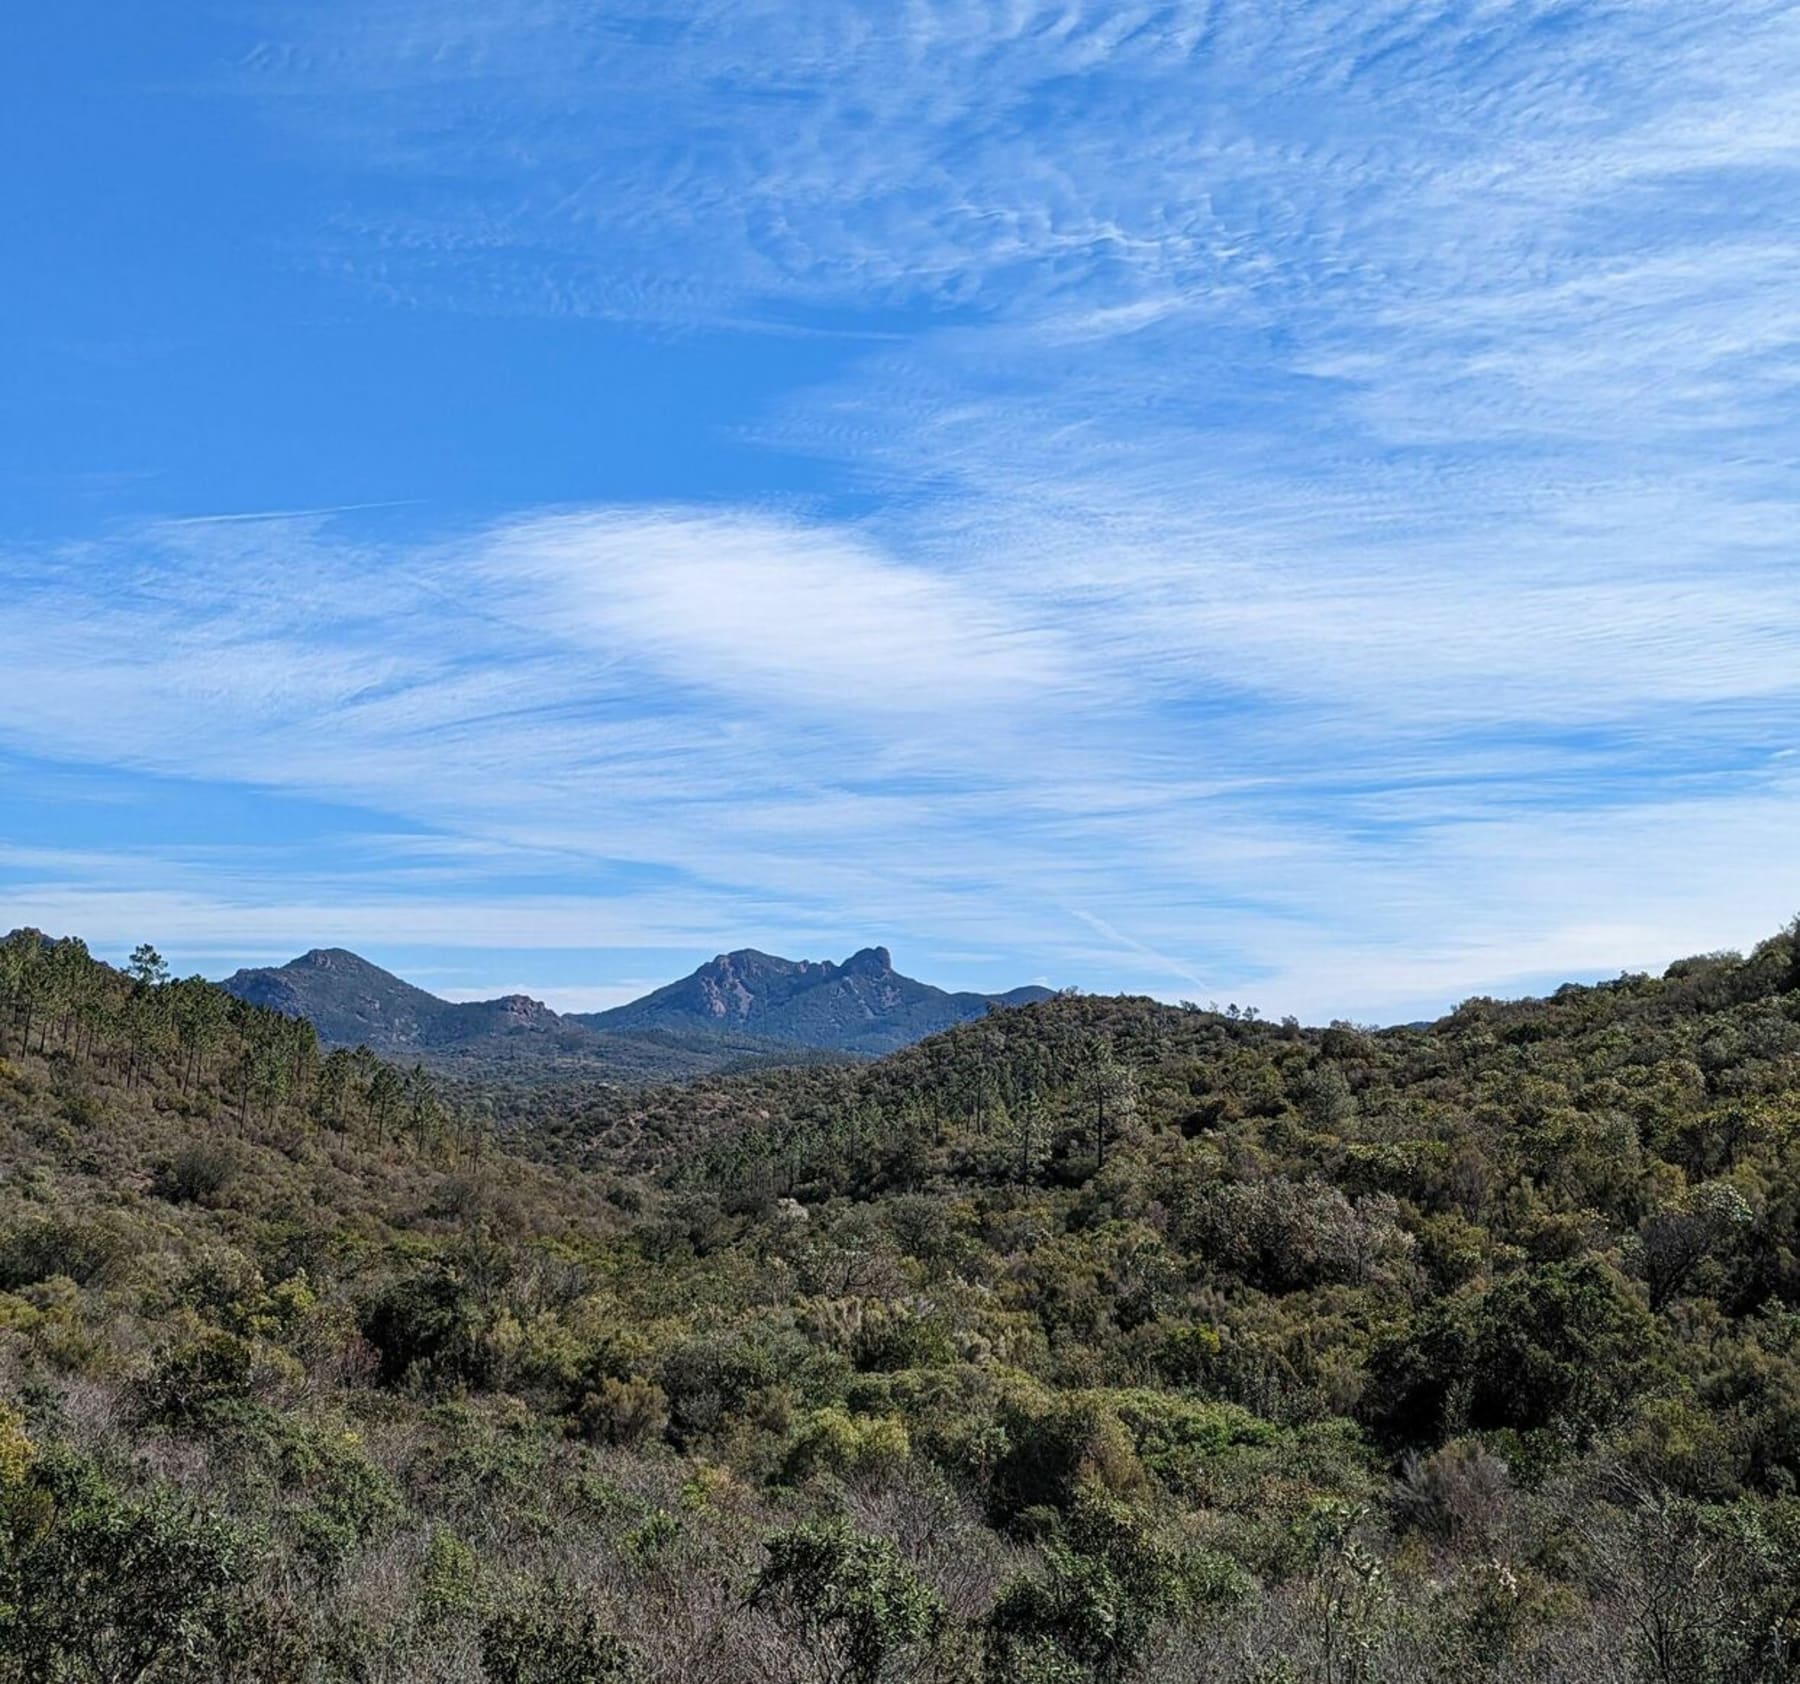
[
  {"xmin": 477, "ymin": 509, "xmax": 1067, "ymax": 712},
  {"xmin": 7, "ymin": 0, "xmax": 1800, "ymax": 1019},
  {"xmin": 8, "ymin": 486, "xmax": 1800, "ymax": 1020}
]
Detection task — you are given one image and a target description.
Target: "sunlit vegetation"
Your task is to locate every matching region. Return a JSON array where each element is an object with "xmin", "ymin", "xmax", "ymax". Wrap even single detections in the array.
[{"xmin": 5, "ymin": 922, "xmax": 1800, "ymax": 1680}]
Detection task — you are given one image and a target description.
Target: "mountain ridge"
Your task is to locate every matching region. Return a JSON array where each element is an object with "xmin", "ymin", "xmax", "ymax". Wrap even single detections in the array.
[
  {"xmin": 219, "ymin": 944, "xmax": 1053, "ymax": 1071},
  {"xmin": 219, "ymin": 947, "xmax": 574, "ymax": 1050},
  {"xmin": 573, "ymin": 943, "xmax": 1053, "ymax": 1055}
]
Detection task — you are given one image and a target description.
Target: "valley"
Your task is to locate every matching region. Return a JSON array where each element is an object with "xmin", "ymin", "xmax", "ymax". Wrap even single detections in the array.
[{"xmin": 4, "ymin": 922, "xmax": 1799, "ymax": 1680}]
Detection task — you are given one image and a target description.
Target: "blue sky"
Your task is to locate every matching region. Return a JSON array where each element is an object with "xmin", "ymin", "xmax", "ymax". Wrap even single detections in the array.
[{"xmin": 4, "ymin": 1, "xmax": 1800, "ymax": 1022}]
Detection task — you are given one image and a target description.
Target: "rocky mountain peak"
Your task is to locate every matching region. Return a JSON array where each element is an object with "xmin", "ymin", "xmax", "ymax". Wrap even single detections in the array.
[
  {"xmin": 296, "ymin": 948, "xmax": 365, "ymax": 970},
  {"xmin": 223, "ymin": 944, "xmax": 1054, "ymax": 1067}
]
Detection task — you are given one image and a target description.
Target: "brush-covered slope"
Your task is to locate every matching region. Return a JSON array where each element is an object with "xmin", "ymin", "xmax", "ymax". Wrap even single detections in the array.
[{"xmin": 7, "ymin": 921, "xmax": 1800, "ymax": 1682}]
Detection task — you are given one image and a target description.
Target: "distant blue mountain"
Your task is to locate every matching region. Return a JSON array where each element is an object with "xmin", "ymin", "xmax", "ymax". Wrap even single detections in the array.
[
  {"xmin": 575, "ymin": 945, "xmax": 1054, "ymax": 1055},
  {"xmin": 220, "ymin": 945, "xmax": 1053, "ymax": 1071}
]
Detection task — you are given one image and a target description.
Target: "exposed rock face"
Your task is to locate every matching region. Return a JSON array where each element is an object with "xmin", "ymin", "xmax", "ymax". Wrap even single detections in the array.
[{"xmin": 574, "ymin": 946, "xmax": 1053, "ymax": 1056}]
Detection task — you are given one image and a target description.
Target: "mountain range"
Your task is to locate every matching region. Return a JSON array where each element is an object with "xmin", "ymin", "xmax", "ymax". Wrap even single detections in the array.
[{"xmin": 219, "ymin": 945, "xmax": 1053, "ymax": 1078}]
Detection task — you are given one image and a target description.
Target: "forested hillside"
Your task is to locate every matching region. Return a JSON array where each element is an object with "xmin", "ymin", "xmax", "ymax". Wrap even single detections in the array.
[{"xmin": 5, "ymin": 924, "xmax": 1800, "ymax": 1682}]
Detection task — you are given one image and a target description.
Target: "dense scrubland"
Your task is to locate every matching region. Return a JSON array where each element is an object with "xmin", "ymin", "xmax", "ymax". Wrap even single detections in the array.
[{"xmin": 5, "ymin": 924, "xmax": 1800, "ymax": 1682}]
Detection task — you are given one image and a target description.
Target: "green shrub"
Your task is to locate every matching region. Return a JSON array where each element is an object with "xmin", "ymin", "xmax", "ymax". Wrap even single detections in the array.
[
  {"xmin": 991, "ymin": 1394, "xmax": 1145, "ymax": 1525},
  {"xmin": 152, "ymin": 1141, "xmax": 241, "ymax": 1205},
  {"xmin": 361, "ymin": 1269, "xmax": 492, "ymax": 1389},
  {"xmin": 0, "ymin": 1215, "xmax": 132, "ymax": 1291},
  {"xmin": 1371, "ymin": 1260, "xmax": 1668, "ymax": 1447},
  {"xmin": 419, "ymin": 1526, "xmax": 482, "ymax": 1624},
  {"xmin": 282, "ymin": 1423, "xmax": 404, "ymax": 1575},
  {"xmin": 141, "ymin": 1331, "xmax": 258, "ymax": 1427},
  {"xmin": 657, "ymin": 1322, "xmax": 840, "ymax": 1443},
  {"xmin": 0, "ymin": 1447, "xmax": 244, "ymax": 1683},
  {"xmin": 751, "ymin": 1520, "xmax": 944, "ymax": 1684},
  {"xmin": 479, "ymin": 1583, "xmax": 633, "ymax": 1684},
  {"xmin": 850, "ymin": 1301, "xmax": 957, "ymax": 1371},
  {"xmin": 985, "ymin": 1494, "xmax": 1221, "ymax": 1683},
  {"xmin": 782, "ymin": 1405, "xmax": 910, "ymax": 1481},
  {"xmin": 572, "ymin": 1376, "xmax": 668, "ymax": 1448},
  {"xmin": 990, "ymin": 1392, "xmax": 1250, "ymax": 1524}
]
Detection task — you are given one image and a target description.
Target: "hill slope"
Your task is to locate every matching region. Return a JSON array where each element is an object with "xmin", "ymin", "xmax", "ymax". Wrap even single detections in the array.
[
  {"xmin": 6, "ymin": 921, "xmax": 1800, "ymax": 1679},
  {"xmin": 219, "ymin": 946, "xmax": 499, "ymax": 1049}
]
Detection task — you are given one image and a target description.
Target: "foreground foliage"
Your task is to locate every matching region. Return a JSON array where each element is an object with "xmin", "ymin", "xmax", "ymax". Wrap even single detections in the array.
[{"xmin": 5, "ymin": 923, "xmax": 1800, "ymax": 1680}]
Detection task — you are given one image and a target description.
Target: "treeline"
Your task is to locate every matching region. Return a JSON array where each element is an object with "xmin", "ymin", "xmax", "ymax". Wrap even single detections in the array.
[{"xmin": 0, "ymin": 929, "xmax": 477, "ymax": 1155}]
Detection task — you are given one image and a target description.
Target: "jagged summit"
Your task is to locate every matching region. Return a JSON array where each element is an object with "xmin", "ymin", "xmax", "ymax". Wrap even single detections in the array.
[
  {"xmin": 219, "ymin": 945, "xmax": 1053, "ymax": 1069},
  {"xmin": 575, "ymin": 945, "xmax": 1051, "ymax": 1055}
]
